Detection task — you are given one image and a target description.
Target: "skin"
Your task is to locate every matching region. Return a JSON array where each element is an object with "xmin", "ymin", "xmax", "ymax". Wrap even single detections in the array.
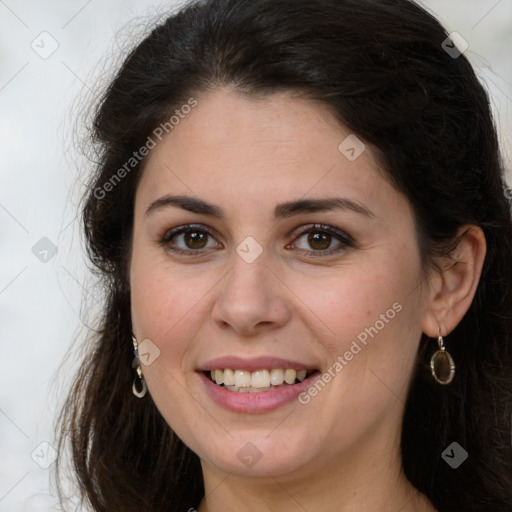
[{"xmin": 130, "ymin": 87, "xmax": 486, "ymax": 512}]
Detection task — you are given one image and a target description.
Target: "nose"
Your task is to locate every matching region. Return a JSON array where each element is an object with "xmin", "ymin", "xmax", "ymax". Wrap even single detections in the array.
[{"xmin": 211, "ymin": 253, "xmax": 292, "ymax": 336}]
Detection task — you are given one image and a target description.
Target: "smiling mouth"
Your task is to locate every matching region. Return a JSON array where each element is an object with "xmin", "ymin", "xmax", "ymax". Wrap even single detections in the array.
[{"xmin": 204, "ymin": 368, "xmax": 319, "ymax": 393}]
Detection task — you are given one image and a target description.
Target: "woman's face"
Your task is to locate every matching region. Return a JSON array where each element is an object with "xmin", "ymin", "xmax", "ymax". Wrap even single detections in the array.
[{"xmin": 130, "ymin": 87, "xmax": 430, "ymax": 479}]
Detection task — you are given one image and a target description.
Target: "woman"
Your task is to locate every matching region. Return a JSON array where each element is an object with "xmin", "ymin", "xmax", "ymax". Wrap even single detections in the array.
[{"xmin": 55, "ymin": 0, "xmax": 512, "ymax": 510}]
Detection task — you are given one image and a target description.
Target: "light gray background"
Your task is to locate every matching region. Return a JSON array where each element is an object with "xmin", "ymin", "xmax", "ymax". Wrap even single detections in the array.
[{"xmin": 1, "ymin": 1, "xmax": 511, "ymax": 510}]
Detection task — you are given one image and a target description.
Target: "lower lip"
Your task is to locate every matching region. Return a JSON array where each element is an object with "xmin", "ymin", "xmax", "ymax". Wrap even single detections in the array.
[{"xmin": 198, "ymin": 371, "xmax": 320, "ymax": 413}]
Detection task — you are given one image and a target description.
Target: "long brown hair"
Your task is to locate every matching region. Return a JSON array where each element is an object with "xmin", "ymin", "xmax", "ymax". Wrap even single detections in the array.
[{"xmin": 55, "ymin": 0, "xmax": 512, "ymax": 510}]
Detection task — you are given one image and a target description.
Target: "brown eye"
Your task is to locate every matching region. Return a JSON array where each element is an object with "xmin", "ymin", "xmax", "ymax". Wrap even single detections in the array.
[
  {"xmin": 307, "ymin": 230, "xmax": 332, "ymax": 250},
  {"xmin": 290, "ymin": 224, "xmax": 353, "ymax": 255},
  {"xmin": 183, "ymin": 230, "xmax": 208, "ymax": 249},
  {"xmin": 160, "ymin": 224, "xmax": 221, "ymax": 254}
]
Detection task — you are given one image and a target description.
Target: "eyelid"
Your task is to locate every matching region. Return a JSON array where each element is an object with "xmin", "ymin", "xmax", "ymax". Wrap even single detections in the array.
[
  {"xmin": 289, "ymin": 223, "xmax": 354, "ymax": 245},
  {"xmin": 159, "ymin": 223, "xmax": 223, "ymax": 253},
  {"xmin": 160, "ymin": 223, "xmax": 215, "ymax": 241},
  {"xmin": 159, "ymin": 222, "xmax": 354, "ymax": 256},
  {"xmin": 285, "ymin": 223, "xmax": 355, "ymax": 257}
]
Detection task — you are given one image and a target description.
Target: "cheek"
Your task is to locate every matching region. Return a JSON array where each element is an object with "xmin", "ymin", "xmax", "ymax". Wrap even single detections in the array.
[
  {"xmin": 129, "ymin": 255, "xmax": 206, "ymax": 420},
  {"xmin": 129, "ymin": 247, "xmax": 188, "ymax": 368},
  {"xmin": 287, "ymin": 264, "xmax": 423, "ymax": 447},
  {"xmin": 130, "ymin": 244, "xmax": 200, "ymax": 336},
  {"xmin": 129, "ymin": 248, "xmax": 221, "ymax": 377},
  {"xmin": 305, "ymin": 253, "xmax": 420, "ymax": 340},
  {"xmin": 296, "ymin": 250, "xmax": 423, "ymax": 392}
]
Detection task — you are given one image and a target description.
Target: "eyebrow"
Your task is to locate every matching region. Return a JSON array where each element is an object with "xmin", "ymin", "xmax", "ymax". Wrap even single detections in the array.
[
  {"xmin": 145, "ymin": 195, "xmax": 224, "ymax": 218},
  {"xmin": 275, "ymin": 197, "xmax": 375, "ymax": 218},
  {"xmin": 145, "ymin": 194, "xmax": 375, "ymax": 219}
]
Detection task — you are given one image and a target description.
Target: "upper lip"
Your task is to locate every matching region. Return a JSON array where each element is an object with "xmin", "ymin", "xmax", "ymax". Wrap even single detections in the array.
[{"xmin": 197, "ymin": 356, "xmax": 318, "ymax": 372}]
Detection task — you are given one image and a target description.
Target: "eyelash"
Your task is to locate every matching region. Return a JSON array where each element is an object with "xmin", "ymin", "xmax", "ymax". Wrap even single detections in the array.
[
  {"xmin": 158, "ymin": 223, "xmax": 354, "ymax": 257},
  {"xmin": 287, "ymin": 223, "xmax": 354, "ymax": 256},
  {"xmin": 159, "ymin": 224, "xmax": 219, "ymax": 256}
]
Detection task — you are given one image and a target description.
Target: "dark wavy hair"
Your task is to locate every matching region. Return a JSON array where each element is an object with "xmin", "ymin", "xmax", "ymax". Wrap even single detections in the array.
[{"xmin": 55, "ymin": 0, "xmax": 512, "ymax": 510}]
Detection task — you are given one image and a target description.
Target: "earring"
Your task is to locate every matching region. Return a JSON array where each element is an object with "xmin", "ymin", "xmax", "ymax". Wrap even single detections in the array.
[
  {"xmin": 132, "ymin": 335, "xmax": 147, "ymax": 398},
  {"xmin": 430, "ymin": 330, "xmax": 455, "ymax": 385}
]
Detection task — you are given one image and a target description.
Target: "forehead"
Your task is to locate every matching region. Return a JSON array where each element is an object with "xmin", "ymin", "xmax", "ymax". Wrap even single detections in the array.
[{"xmin": 136, "ymin": 87, "xmax": 403, "ymax": 222}]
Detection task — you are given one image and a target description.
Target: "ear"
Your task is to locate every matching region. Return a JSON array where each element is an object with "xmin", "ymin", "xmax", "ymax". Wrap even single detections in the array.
[{"xmin": 422, "ymin": 225, "xmax": 487, "ymax": 337}]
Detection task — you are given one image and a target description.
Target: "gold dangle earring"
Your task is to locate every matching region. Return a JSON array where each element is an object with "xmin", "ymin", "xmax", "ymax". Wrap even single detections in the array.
[
  {"xmin": 430, "ymin": 329, "xmax": 455, "ymax": 385},
  {"xmin": 132, "ymin": 335, "xmax": 147, "ymax": 398}
]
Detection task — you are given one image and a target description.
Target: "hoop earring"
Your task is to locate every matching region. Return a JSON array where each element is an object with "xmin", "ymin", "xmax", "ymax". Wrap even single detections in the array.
[
  {"xmin": 132, "ymin": 335, "xmax": 147, "ymax": 398},
  {"xmin": 430, "ymin": 330, "xmax": 455, "ymax": 385}
]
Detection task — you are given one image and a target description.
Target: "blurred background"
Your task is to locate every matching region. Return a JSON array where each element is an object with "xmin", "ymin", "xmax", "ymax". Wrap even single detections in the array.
[{"xmin": 1, "ymin": 1, "xmax": 511, "ymax": 510}]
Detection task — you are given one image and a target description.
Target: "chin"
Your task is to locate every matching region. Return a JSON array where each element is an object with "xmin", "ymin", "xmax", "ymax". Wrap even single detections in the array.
[{"xmin": 190, "ymin": 428, "xmax": 321, "ymax": 478}]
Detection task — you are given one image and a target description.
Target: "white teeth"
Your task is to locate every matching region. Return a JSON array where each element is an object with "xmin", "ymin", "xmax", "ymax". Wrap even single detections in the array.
[
  {"xmin": 234, "ymin": 369, "xmax": 252, "ymax": 388},
  {"xmin": 214, "ymin": 369, "xmax": 224, "ymax": 385},
  {"xmin": 284, "ymin": 369, "xmax": 297, "ymax": 384},
  {"xmin": 226, "ymin": 385, "xmax": 273, "ymax": 393},
  {"xmin": 251, "ymin": 369, "xmax": 270, "ymax": 388},
  {"xmin": 269, "ymin": 368, "xmax": 285, "ymax": 385},
  {"xmin": 296, "ymin": 369, "xmax": 307, "ymax": 382},
  {"xmin": 223, "ymin": 368, "xmax": 235, "ymax": 386},
  {"xmin": 208, "ymin": 367, "xmax": 314, "ymax": 390}
]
